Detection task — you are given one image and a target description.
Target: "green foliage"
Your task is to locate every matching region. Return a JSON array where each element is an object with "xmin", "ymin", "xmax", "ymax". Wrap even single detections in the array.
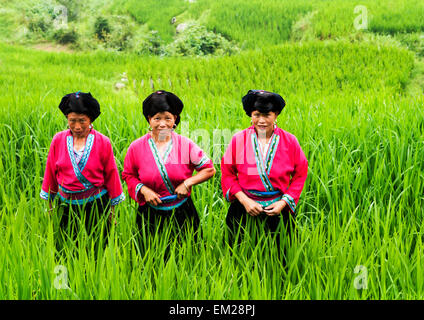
[
  {"xmin": 23, "ymin": 0, "xmax": 59, "ymax": 34},
  {"xmin": 52, "ymin": 26, "xmax": 78, "ymax": 44},
  {"xmin": 369, "ymin": 0, "xmax": 424, "ymax": 34},
  {"xmin": 163, "ymin": 22, "xmax": 239, "ymax": 56},
  {"xmin": 290, "ymin": 11, "xmax": 315, "ymax": 42},
  {"xmin": 87, "ymin": 15, "xmax": 138, "ymax": 52},
  {"xmin": 132, "ymin": 30, "xmax": 164, "ymax": 56},
  {"xmin": 395, "ymin": 33, "xmax": 424, "ymax": 57},
  {"xmin": 105, "ymin": 24, "xmax": 133, "ymax": 51},
  {"xmin": 0, "ymin": 10, "xmax": 17, "ymax": 40},
  {"xmin": 3, "ymin": 0, "xmax": 424, "ymax": 56},
  {"xmin": 56, "ymin": 0, "xmax": 83, "ymax": 22},
  {"xmin": 94, "ymin": 16, "xmax": 111, "ymax": 41},
  {"xmin": 27, "ymin": 14, "xmax": 52, "ymax": 34},
  {"xmin": 200, "ymin": 0, "xmax": 311, "ymax": 48},
  {"xmin": 112, "ymin": 0, "xmax": 189, "ymax": 43}
]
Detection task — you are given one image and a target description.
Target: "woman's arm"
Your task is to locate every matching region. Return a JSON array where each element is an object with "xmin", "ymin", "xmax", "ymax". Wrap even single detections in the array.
[
  {"xmin": 234, "ymin": 191, "xmax": 264, "ymax": 216},
  {"xmin": 40, "ymin": 135, "xmax": 59, "ymax": 203},
  {"xmin": 174, "ymin": 166, "xmax": 216, "ymax": 199},
  {"xmin": 138, "ymin": 185, "xmax": 163, "ymax": 206},
  {"xmin": 185, "ymin": 166, "xmax": 216, "ymax": 187},
  {"xmin": 283, "ymin": 138, "xmax": 308, "ymax": 214},
  {"xmin": 220, "ymin": 135, "xmax": 244, "ymax": 202},
  {"xmin": 175, "ymin": 137, "xmax": 216, "ymax": 198},
  {"xmin": 102, "ymin": 137, "xmax": 125, "ymax": 206},
  {"xmin": 122, "ymin": 145, "xmax": 144, "ymax": 203}
]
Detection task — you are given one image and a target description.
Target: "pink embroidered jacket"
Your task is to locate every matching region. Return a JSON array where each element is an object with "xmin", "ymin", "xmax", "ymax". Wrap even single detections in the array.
[
  {"xmin": 221, "ymin": 126, "xmax": 308, "ymax": 214},
  {"xmin": 122, "ymin": 131, "xmax": 213, "ymax": 210},
  {"xmin": 40, "ymin": 129, "xmax": 125, "ymax": 205}
]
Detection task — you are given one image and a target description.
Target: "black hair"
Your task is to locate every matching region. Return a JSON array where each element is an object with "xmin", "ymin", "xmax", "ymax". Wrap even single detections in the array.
[
  {"xmin": 58, "ymin": 91, "xmax": 101, "ymax": 122},
  {"xmin": 142, "ymin": 90, "xmax": 183, "ymax": 126},
  {"xmin": 242, "ymin": 90, "xmax": 285, "ymax": 116}
]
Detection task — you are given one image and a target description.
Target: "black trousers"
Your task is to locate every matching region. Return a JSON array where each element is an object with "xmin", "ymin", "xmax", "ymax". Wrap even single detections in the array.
[
  {"xmin": 57, "ymin": 194, "xmax": 111, "ymax": 248},
  {"xmin": 135, "ymin": 197, "xmax": 200, "ymax": 261},
  {"xmin": 225, "ymin": 199, "xmax": 296, "ymax": 262},
  {"xmin": 136, "ymin": 197, "xmax": 200, "ymax": 237}
]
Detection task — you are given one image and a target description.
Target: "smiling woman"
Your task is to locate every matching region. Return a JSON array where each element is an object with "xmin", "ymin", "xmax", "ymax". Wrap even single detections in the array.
[
  {"xmin": 40, "ymin": 91, "xmax": 125, "ymax": 243},
  {"xmin": 221, "ymin": 90, "xmax": 308, "ymax": 259},
  {"xmin": 122, "ymin": 90, "xmax": 216, "ymax": 240}
]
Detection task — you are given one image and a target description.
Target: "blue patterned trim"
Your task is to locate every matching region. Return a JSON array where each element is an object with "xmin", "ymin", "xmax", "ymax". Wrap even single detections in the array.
[
  {"xmin": 162, "ymin": 139, "xmax": 173, "ymax": 164},
  {"xmin": 59, "ymin": 184, "xmax": 92, "ymax": 194},
  {"xmin": 40, "ymin": 189, "xmax": 56, "ymax": 201},
  {"xmin": 244, "ymin": 189, "xmax": 283, "ymax": 207},
  {"xmin": 265, "ymin": 135, "xmax": 279, "ymax": 175},
  {"xmin": 251, "ymin": 133, "xmax": 274, "ymax": 192},
  {"xmin": 135, "ymin": 183, "xmax": 144, "ymax": 201},
  {"xmin": 78, "ymin": 133, "xmax": 94, "ymax": 172},
  {"xmin": 256, "ymin": 195, "xmax": 283, "ymax": 207},
  {"xmin": 225, "ymin": 187, "xmax": 231, "ymax": 202},
  {"xmin": 160, "ymin": 195, "xmax": 178, "ymax": 203},
  {"xmin": 66, "ymin": 136, "xmax": 94, "ymax": 190},
  {"xmin": 148, "ymin": 138, "xmax": 175, "ymax": 194},
  {"xmin": 111, "ymin": 193, "xmax": 125, "ymax": 206},
  {"xmin": 147, "ymin": 197, "xmax": 188, "ymax": 211},
  {"xmin": 58, "ymin": 188, "xmax": 108, "ymax": 205},
  {"xmin": 247, "ymin": 189, "xmax": 281, "ymax": 197},
  {"xmin": 282, "ymin": 194, "xmax": 296, "ymax": 213},
  {"xmin": 194, "ymin": 155, "xmax": 210, "ymax": 170}
]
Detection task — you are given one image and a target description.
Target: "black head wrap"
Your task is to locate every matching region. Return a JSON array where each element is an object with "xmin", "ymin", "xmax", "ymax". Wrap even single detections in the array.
[
  {"xmin": 58, "ymin": 91, "xmax": 101, "ymax": 122},
  {"xmin": 241, "ymin": 90, "xmax": 286, "ymax": 116},
  {"xmin": 142, "ymin": 90, "xmax": 184, "ymax": 126}
]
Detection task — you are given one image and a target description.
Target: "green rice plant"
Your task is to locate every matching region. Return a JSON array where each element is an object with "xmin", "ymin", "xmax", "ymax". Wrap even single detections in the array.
[{"xmin": 0, "ymin": 22, "xmax": 423, "ymax": 300}]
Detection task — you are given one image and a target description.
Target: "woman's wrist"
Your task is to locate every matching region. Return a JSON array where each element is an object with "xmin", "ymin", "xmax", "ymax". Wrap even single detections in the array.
[
  {"xmin": 234, "ymin": 191, "xmax": 249, "ymax": 205},
  {"xmin": 139, "ymin": 185, "xmax": 148, "ymax": 196},
  {"xmin": 279, "ymin": 199, "xmax": 288, "ymax": 207},
  {"xmin": 183, "ymin": 180, "xmax": 191, "ymax": 191}
]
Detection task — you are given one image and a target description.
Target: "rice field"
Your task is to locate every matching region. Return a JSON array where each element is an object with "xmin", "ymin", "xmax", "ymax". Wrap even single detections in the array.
[
  {"xmin": 0, "ymin": 0, "xmax": 424, "ymax": 301},
  {"xmin": 113, "ymin": 0, "xmax": 424, "ymax": 47}
]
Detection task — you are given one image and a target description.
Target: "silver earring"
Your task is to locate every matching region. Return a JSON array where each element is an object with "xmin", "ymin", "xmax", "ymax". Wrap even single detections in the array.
[{"xmin": 172, "ymin": 124, "xmax": 177, "ymax": 129}]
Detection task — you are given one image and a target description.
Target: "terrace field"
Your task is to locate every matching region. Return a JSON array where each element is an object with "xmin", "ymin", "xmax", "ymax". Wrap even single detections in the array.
[{"xmin": 0, "ymin": 0, "xmax": 423, "ymax": 300}]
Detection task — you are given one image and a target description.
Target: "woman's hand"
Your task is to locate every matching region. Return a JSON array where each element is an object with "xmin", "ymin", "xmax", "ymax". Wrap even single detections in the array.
[
  {"xmin": 243, "ymin": 198, "xmax": 264, "ymax": 216},
  {"xmin": 263, "ymin": 200, "xmax": 287, "ymax": 216},
  {"xmin": 45, "ymin": 201, "xmax": 54, "ymax": 216},
  {"xmin": 139, "ymin": 185, "xmax": 162, "ymax": 206},
  {"xmin": 174, "ymin": 168, "xmax": 215, "ymax": 200},
  {"xmin": 175, "ymin": 180, "xmax": 191, "ymax": 199},
  {"xmin": 235, "ymin": 192, "xmax": 264, "ymax": 216},
  {"xmin": 108, "ymin": 206, "xmax": 117, "ymax": 225}
]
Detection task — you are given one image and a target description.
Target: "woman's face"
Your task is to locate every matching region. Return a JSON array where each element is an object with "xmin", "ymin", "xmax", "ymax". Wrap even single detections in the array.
[
  {"xmin": 148, "ymin": 111, "xmax": 177, "ymax": 140},
  {"xmin": 67, "ymin": 112, "xmax": 92, "ymax": 138},
  {"xmin": 251, "ymin": 110, "xmax": 278, "ymax": 137}
]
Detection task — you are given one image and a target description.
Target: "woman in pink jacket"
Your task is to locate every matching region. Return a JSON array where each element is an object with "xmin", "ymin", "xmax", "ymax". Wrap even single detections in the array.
[
  {"xmin": 40, "ymin": 91, "xmax": 125, "ymax": 239},
  {"xmin": 122, "ymin": 90, "xmax": 215, "ymax": 238},
  {"xmin": 221, "ymin": 90, "xmax": 308, "ymax": 249}
]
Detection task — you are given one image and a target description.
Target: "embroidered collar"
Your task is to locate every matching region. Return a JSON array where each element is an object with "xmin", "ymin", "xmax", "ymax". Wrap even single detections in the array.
[
  {"xmin": 148, "ymin": 134, "xmax": 175, "ymax": 194},
  {"xmin": 250, "ymin": 127, "xmax": 280, "ymax": 191},
  {"xmin": 66, "ymin": 132, "xmax": 95, "ymax": 189}
]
